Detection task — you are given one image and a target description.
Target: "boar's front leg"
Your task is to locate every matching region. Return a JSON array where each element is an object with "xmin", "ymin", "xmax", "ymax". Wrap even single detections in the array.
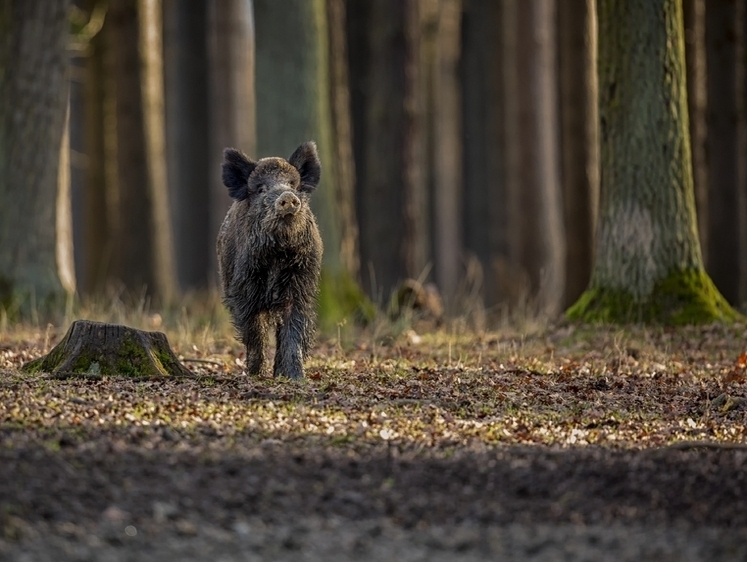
[
  {"xmin": 273, "ymin": 305, "xmax": 311, "ymax": 379},
  {"xmin": 242, "ymin": 313, "xmax": 269, "ymax": 376}
]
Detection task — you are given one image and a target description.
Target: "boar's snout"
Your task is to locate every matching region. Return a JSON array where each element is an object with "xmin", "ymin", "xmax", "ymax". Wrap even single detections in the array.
[{"xmin": 275, "ymin": 191, "xmax": 301, "ymax": 217}]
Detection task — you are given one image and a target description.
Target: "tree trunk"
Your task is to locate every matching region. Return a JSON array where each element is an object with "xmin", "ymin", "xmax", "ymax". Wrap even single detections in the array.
[
  {"xmin": 22, "ymin": 320, "xmax": 190, "ymax": 378},
  {"xmin": 505, "ymin": 0, "xmax": 565, "ymax": 316},
  {"xmin": 705, "ymin": 0, "xmax": 746, "ymax": 305},
  {"xmin": 255, "ymin": 0, "xmax": 369, "ymax": 327},
  {"xmin": 327, "ymin": 0, "xmax": 359, "ymax": 282},
  {"xmin": 207, "ymin": 0, "xmax": 255, "ymax": 288},
  {"xmin": 108, "ymin": 0, "xmax": 176, "ymax": 304},
  {"xmin": 163, "ymin": 0, "xmax": 211, "ymax": 291},
  {"xmin": 254, "ymin": 0, "xmax": 336, "ymax": 254},
  {"xmin": 568, "ymin": 0, "xmax": 737, "ymax": 324},
  {"xmin": 82, "ymin": 0, "xmax": 115, "ymax": 295},
  {"xmin": 427, "ymin": 0, "xmax": 463, "ymax": 308},
  {"xmin": 460, "ymin": 0, "xmax": 508, "ymax": 312},
  {"xmin": 557, "ymin": 0, "xmax": 599, "ymax": 309},
  {"xmin": 0, "ymin": 0, "xmax": 73, "ymax": 316},
  {"xmin": 57, "ymin": 97, "xmax": 77, "ymax": 303},
  {"xmin": 355, "ymin": 0, "xmax": 425, "ymax": 303},
  {"xmin": 139, "ymin": 0, "xmax": 174, "ymax": 301},
  {"xmin": 683, "ymin": 0, "xmax": 709, "ymax": 260}
]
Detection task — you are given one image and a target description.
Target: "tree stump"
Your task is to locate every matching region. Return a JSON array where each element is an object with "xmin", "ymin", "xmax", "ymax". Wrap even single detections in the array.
[{"xmin": 22, "ymin": 320, "xmax": 191, "ymax": 378}]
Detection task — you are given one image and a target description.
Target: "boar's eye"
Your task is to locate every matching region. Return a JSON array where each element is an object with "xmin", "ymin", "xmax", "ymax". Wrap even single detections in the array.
[{"xmin": 256, "ymin": 184, "xmax": 266, "ymax": 194}]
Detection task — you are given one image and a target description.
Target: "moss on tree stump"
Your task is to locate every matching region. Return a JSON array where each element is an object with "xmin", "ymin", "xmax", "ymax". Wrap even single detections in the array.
[{"xmin": 22, "ymin": 320, "xmax": 191, "ymax": 378}]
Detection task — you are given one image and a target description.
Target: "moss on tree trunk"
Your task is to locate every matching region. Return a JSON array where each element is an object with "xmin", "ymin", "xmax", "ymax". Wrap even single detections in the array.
[
  {"xmin": 567, "ymin": 268, "xmax": 738, "ymax": 325},
  {"xmin": 22, "ymin": 320, "xmax": 191, "ymax": 378},
  {"xmin": 567, "ymin": 0, "xmax": 738, "ymax": 325}
]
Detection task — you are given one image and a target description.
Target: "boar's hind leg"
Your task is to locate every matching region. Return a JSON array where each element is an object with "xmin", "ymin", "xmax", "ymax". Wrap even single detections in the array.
[
  {"xmin": 242, "ymin": 313, "xmax": 268, "ymax": 375},
  {"xmin": 273, "ymin": 308, "xmax": 307, "ymax": 379}
]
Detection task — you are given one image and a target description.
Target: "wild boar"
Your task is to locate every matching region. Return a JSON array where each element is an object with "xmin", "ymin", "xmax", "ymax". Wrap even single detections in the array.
[{"xmin": 217, "ymin": 142, "xmax": 323, "ymax": 379}]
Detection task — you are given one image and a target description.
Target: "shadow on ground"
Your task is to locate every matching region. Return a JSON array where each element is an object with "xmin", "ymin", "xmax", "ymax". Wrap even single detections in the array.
[{"xmin": 1, "ymin": 437, "xmax": 746, "ymax": 561}]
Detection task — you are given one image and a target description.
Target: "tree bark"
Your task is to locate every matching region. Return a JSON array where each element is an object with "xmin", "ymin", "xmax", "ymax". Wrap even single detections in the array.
[
  {"xmin": 139, "ymin": 0, "xmax": 174, "ymax": 301},
  {"xmin": 22, "ymin": 320, "xmax": 190, "ymax": 378},
  {"xmin": 354, "ymin": 0, "xmax": 424, "ymax": 302},
  {"xmin": 568, "ymin": 0, "xmax": 737, "ymax": 324},
  {"xmin": 505, "ymin": 0, "xmax": 565, "ymax": 316},
  {"xmin": 326, "ymin": 0, "xmax": 360, "ymax": 282},
  {"xmin": 460, "ymin": 0, "xmax": 507, "ymax": 311},
  {"xmin": 108, "ymin": 0, "xmax": 176, "ymax": 304},
  {"xmin": 683, "ymin": 0, "xmax": 708, "ymax": 260},
  {"xmin": 428, "ymin": 0, "xmax": 463, "ymax": 307},
  {"xmin": 82, "ymin": 0, "xmax": 115, "ymax": 295},
  {"xmin": 254, "ymin": 0, "xmax": 336, "ymax": 254},
  {"xmin": 254, "ymin": 0, "xmax": 370, "ymax": 327},
  {"xmin": 0, "ymin": 0, "xmax": 73, "ymax": 316},
  {"xmin": 557, "ymin": 0, "xmax": 599, "ymax": 309},
  {"xmin": 207, "ymin": 0, "xmax": 255, "ymax": 288},
  {"xmin": 163, "ymin": 0, "xmax": 211, "ymax": 291},
  {"xmin": 705, "ymin": 0, "xmax": 746, "ymax": 305},
  {"xmin": 57, "ymin": 97, "xmax": 77, "ymax": 301}
]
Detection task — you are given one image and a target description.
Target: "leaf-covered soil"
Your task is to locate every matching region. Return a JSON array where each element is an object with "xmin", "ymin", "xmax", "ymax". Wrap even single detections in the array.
[{"xmin": 1, "ymin": 321, "xmax": 747, "ymax": 560}]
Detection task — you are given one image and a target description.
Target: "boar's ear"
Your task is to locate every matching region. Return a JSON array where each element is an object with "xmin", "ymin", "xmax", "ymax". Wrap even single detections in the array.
[
  {"xmin": 222, "ymin": 148, "xmax": 257, "ymax": 200},
  {"xmin": 288, "ymin": 141, "xmax": 321, "ymax": 193}
]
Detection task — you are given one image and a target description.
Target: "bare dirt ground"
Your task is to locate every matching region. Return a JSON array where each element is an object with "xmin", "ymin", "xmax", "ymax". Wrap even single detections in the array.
[{"xmin": 1, "ymin": 321, "xmax": 747, "ymax": 560}]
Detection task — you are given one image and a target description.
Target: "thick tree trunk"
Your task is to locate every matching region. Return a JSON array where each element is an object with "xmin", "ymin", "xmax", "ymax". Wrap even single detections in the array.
[
  {"xmin": 22, "ymin": 320, "xmax": 190, "ymax": 378},
  {"xmin": 163, "ymin": 0, "xmax": 211, "ymax": 291},
  {"xmin": 705, "ymin": 0, "xmax": 746, "ymax": 305},
  {"xmin": 0, "ymin": 0, "xmax": 72, "ymax": 315},
  {"xmin": 460, "ymin": 0, "xmax": 507, "ymax": 312},
  {"xmin": 108, "ymin": 0, "xmax": 176, "ymax": 303},
  {"xmin": 505, "ymin": 0, "xmax": 565, "ymax": 316},
  {"xmin": 557, "ymin": 0, "xmax": 599, "ymax": 309},
  {"xmin": 568, "ymin": 0, "xmax": 737, "ymax": 324}
]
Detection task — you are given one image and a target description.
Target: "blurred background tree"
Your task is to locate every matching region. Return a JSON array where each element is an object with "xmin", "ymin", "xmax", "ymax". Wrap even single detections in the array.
[
  {"xmin": 704, "ymin": 0, "xmax": 747, "ymax": 306},
  {"xmin": 4, "ymin": 0, "xmax": 746, "ymax": 327},
  {"xmin": 557, "ymin": 0, "xmax": 598, "ymax": 310},
  {"xmin": 0, "ymin": 0, "xmax": 74, "ymax": 319},
  {"xmin": 349, "ymin": 0, "xmax": 426, "ymax": 306}
]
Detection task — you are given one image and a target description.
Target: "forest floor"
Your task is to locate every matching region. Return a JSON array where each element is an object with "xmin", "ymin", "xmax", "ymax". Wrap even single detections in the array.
[{"xmin": 1, "ymin": 318, "xmax": 747, "ymax": 560}]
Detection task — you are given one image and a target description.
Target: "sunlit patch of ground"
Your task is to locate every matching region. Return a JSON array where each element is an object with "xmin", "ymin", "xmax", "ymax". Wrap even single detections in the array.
[{"xmin": 2, "ymin": 321, "xmax": 746, "ymax": 452}]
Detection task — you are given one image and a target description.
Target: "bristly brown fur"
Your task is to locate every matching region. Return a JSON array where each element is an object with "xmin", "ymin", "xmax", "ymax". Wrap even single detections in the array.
[{"xmin": 217, "ymin": 141, "xmax": 323, "ymax": 379}]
